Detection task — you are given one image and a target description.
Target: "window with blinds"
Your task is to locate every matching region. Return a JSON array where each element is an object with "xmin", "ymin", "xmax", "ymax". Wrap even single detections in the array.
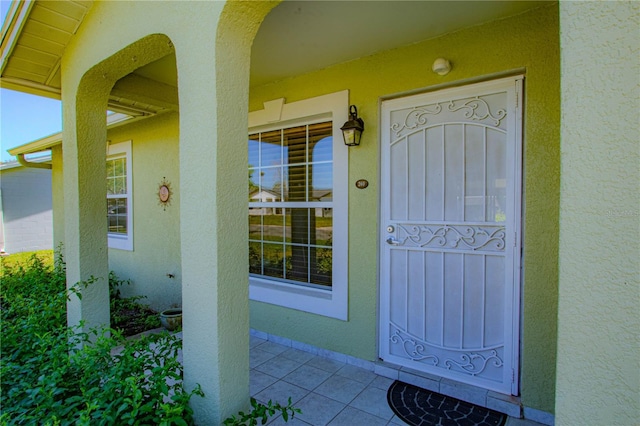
[
  {"xmin": 107, "ymin": 155, "xmax": 128, "ymax": 234},
  {"xmin": 106, "ymin": 140, "xmax": 133, "ymax": 251},
  {"xmin": 249, "ymin": 121, "xmax": 333, "ymax": 288}
]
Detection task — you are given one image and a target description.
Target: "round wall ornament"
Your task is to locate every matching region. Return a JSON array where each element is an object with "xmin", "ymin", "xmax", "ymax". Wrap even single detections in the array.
[{"xmin": 158, "ymin": 177, "xmax": 173, "ymax": 210}]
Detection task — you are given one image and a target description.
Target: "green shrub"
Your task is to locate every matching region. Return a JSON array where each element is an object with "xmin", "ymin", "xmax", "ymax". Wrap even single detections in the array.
[
  {"xmin": 0, "ymin": 254, "xmax": 202, "ymax": 425},
  {"xmin": 0, "ymin": 253, "xmax": 298, "ymax": 425},
  {"xmin": 69, "ymin": 330, "xmax": 203, "ymax": 425}
]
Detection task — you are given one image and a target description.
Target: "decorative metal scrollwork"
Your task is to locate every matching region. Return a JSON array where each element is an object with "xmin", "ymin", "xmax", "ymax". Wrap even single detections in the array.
[
  {"xmin": 389, "ymin": 326, "xmax": 504, "ymax": 378},
  {"xmin": 391, "ymin": 95, "xmax": 507, "ymax": 137},
  {"xmin": 444, "ymin": 350, "xmax": 504, "ymax": 376},
  {"xmin": 391, "ymin": 104, "xmax": 442, "ymax": 136},
  {"xmin": 390, "ymin": 330, "xmax": 439, "ymax": 364},
  {"xmin": 447, "ymin": 97, "xmax": 506, "ymax": 127},
  {"xmin": 396, "ymin": 224, "xmax": 506, "ymax": 252}
]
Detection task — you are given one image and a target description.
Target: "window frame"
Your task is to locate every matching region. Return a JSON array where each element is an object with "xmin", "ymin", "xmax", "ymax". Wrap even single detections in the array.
[
  {"xmin": 107, "ymin": 140, "xmax": 133, "ymax": 251},
  {"xmin": 248, "ymin": 90, "xmax": 349, "ymax": 320}
]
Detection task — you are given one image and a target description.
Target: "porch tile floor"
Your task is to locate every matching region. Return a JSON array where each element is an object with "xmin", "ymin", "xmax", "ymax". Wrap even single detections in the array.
[
  {"xmin": 247, "ymin": 335, "xmax": 546, "ymax": 426},
  {"xmin": 152, "ymin": 330, "xmax": 546, "ymax": 426}
]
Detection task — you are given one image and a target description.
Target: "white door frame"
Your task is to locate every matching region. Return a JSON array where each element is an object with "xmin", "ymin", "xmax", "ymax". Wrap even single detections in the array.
[{"xmin": 378, "ymin": 76, "xmax": 523, "ymax": 395}]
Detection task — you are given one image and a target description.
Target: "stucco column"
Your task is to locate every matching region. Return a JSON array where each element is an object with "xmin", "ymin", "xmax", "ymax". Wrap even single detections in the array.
[
  {"xmin": 557, "ymin": 2, "xmax": 639, "ymax": 424},
  {"xmin": 61, "ymin": 83, "xmax": 111, "ymax": 334},
  {"xmin": 174, "ymin": 3, "xmax": 279, "ymax": 422},
  {"xmin": 176, "ymin": 30, "xmax": 248, "ymax": 426}
]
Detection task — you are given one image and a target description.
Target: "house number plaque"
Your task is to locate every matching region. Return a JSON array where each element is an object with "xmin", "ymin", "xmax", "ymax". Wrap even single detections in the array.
[{"xmin": 355, "ymin": 179, "xmax": 369, "ymax": 189}]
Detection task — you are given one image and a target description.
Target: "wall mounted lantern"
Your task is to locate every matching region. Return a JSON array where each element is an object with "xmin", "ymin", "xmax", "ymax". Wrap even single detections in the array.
[{"xmin": 341, "ymin": 105, "xmax": 365, "ymax": 146}]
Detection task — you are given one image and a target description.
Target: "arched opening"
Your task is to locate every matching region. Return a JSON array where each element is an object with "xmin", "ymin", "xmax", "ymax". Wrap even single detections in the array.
[
  {"xmin": 65, "ymin": 33, "xmax": 178, "ymax": 334},
  {"xmin": 106, "ymin": 51, "xmax": 181, "ymax": 311}
]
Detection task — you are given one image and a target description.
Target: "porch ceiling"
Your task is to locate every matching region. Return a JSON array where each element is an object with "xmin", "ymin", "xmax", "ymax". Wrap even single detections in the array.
[
  {"xmin": 1, "ymin": 0, "xmax": 549, "ymax": 112},
  {"xmin": 250, "ymin": 0, "xmax": 549, "ymax": 87}
]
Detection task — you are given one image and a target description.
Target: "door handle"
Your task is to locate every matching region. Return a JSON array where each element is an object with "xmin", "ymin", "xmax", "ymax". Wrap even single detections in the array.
[{"xmin": 386, "ymin": 237, "xmax": 400, "ymax": 246}]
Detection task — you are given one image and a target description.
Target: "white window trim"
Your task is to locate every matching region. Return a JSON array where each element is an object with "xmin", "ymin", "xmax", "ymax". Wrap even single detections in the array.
[
  {"xmin": 107, "ymin": 140, "xmax": 133, "ymax": 251},
  {"xmin": 248, "ymin": 90, "xmax": 349, "ymax": 320}
]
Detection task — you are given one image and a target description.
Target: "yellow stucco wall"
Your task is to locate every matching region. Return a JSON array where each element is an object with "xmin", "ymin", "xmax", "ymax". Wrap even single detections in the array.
[
  {"xmin": 52, "ymin": 115, "xmax": 182, "ymax": 313},
  {"xmin": 249, "ymin": 4, "xmax": 560, "ymax": 414},
  {"xmin": 556, "ymin": 2, "xmax": 640, "ymax": 424},
  {"xmin": 106, "ymin": 113, "xmax": 181, "ymax": 312}
]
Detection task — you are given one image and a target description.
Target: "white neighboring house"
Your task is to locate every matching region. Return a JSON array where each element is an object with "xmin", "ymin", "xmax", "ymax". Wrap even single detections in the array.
[
  {"xmin": 0, "ymin": 155, "xmax": 53, "ymax": 254},
  {"xmin": 249, "ymin": 189, "xmax": 333, "ymax": 217},
  {"xmin": 1, "ymin": 113, "xmax": 137, "ymax": 255},
  {"xmin": 249, "ymin": 189, "xmax": 280, "ymax": 215},
  {"xmin": 312, "ymin": 190, "xmax": 332, "ymax": 218}
]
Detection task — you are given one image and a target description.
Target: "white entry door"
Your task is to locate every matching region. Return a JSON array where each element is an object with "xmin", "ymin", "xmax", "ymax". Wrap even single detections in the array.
[{"xmin": 379, "ymin": 77, "xmax": 523, "ymax": 395}]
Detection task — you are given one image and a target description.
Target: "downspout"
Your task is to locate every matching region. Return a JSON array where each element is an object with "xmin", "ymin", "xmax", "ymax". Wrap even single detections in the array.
[{"xmin": 16, "ymin": 153, "xmax": 52, "ymax": 169}]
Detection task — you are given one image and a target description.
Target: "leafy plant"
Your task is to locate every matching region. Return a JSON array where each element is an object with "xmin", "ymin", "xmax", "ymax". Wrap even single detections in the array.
[
  {"xmin": 0, "ymin": 253, "xmax": 201, "ymax": 425},
  {"xmin": 70, "ymin": 329, "xmax": 204, "ymax": 425},
  {"xmin": 109, "ymin": 270, "xmax": 161, "ymax": 336},
  {"xmin": 1, "ymin": 251, "xmax": 298, "ymax": 426},
  {"xmin": 223, "ymin": 397, "xmax": 301, "ymax": 426}
]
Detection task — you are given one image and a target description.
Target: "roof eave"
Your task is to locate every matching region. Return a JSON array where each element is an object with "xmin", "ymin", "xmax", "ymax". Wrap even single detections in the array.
[
  {"xmin": 7, "ymin": 132, "xmax": 61, "ymax": 156},
  {"xmin": 0, "ymin": 0, "xmax": 35, "ymax": 76},
  {"xmin": 7, "ymin": 113, "xmax": 144, "ymax": 156}
]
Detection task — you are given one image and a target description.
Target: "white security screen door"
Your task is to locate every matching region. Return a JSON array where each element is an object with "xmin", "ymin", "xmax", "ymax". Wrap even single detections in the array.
[{"xmin": 379, "ymin": 77, "xmax": 523, "ymax": 395}]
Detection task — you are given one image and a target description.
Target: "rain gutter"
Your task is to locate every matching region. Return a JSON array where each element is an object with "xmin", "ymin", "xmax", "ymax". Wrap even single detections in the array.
[
  {"xmin": 7, "ymin": 113, "xmax": 144, "ymax": 167},
  {"xmin": 16, "ymin": 153, "xmax": 52, "ymax": 169}
]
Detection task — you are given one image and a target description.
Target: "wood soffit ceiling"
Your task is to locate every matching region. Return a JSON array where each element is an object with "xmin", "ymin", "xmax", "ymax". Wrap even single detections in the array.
[{"xmin": 1, "ymin": 1, "xmax": 92, "ymax": 97}]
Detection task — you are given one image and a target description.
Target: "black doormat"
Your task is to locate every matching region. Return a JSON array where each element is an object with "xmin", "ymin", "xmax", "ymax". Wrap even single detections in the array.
[{"xmin": 387, "ymin": 381, "xmax": 506, "ymax": 426}]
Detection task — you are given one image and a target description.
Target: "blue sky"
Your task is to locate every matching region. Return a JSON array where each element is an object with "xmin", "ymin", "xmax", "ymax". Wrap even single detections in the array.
[{"xmin": 0, "ymin": 1, "xmax": 62, "ymax": 163}]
